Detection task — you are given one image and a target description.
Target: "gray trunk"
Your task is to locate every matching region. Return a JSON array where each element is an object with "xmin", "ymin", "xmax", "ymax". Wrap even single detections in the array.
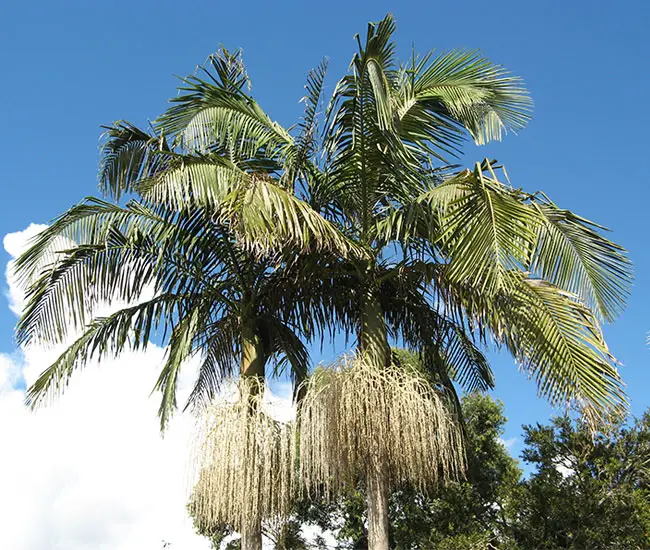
[
  {"xmin": 359, "ymin": 286, "xmax": 391, "ymax": 550},
  {"xmin": 240, "ymin": 521, "xmax": 262, "ymax": 550},
  {"xmin": 240, "ymin": 323, "xmax": 266, "ymax": 550},
  {"xmin": 367, "ymin": 465, "xmax": 390, "ymax": 550}
]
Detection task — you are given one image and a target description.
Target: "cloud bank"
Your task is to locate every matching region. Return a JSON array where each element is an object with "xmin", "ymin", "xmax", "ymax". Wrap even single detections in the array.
[{"xmin": 0, "ymin": 226, "xmax": 217, "ymax": 549}]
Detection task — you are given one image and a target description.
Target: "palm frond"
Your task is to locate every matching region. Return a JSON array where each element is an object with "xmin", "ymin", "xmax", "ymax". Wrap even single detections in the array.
[
  {"xmin": 155, "ymin": 60, "xmax": 293, "ymax": 161},
  {"xmin": 99, "ymin": 121, "xmax": 169, "ymax": 200},
  {"xmin": 184, "ymin": 314, "xmax": 240, "ymax": 412},
  {"xmin": 499, "ymin": 275, "xmax": 626, "ymax": 425},
  {"xmin": 430, "ymin": 162, "xmax": 538, "ymax": 294},
  {"xmin": 379, "ymin": 261, "xmax": 493, "ymax": 393},
  {"xmin": 14, "ymin": 198, "xmax": 239, "ymax": 347},
  {"xmin": 264, "ymin": 317, "xmax": 310, "ymax": 400},
  {"xmin": 154, "ymin": 305, "xmax": 205, "ymax": 429},
  {"xmin": 294, "ymin": 59, "xmax": 328, "ymax": 168},
  {"xmin": 410, "ymin": 49, "xmax": 532, "ymax": 146},
  {"xmin": 25, "ymin": 294, "xmax": 183, "ymax": 409},
  {"xmin": 200, "ymin": 47, "xmax": 251, "ymax": 93},
  {"xmin": 527, "ymin": 195, "xmax": 632, "ymax": 321},
  {"xmin": 139, "ymin": 156, "xmax": 361, "ymax": 258},
  {"xmin": 441, "ymin": 324, "xmax": 494, "ymax": 392}
]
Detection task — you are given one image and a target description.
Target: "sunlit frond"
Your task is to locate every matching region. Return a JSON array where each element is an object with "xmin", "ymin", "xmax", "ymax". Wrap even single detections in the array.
[
  {"xmin": 155, "ymin": 57, "xmax": 293, "ymax": 161},
  {"xmin": 528, "ymin": 195, "xmax": 632, "ymax": 321},
  {"xmin": 409, "ymin": 49, "xmax": 532, "ymax": 146},
  {"xmin": 495, "ymin": 275, "xmax": 626, "ymax": 425},
  {"xmin": 430, "ymin": 162, "xmax": 538, "ymax": 294},
  {"xmin": 139, "ymin": 156, "xmax": 360, "ymax": 258}
]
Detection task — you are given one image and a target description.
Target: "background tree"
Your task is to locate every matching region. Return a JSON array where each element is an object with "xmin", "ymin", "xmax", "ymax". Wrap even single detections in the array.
[
  {"xmin": 265, "ymin": 400, "xmax": 650, "ymax": 550},
  {"xmin": 507, "ymin": 413, "xmax": 650, "ymax": 549}
]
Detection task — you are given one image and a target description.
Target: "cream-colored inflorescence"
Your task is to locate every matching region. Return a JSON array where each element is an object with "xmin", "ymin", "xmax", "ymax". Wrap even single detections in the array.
[
  {"xmin": 189, "ymin": 379, "xmax": 297, "ymax": 532},
  {"xmin": 298, "ymin": 356, "xmax": 466, "ymax": 498}
]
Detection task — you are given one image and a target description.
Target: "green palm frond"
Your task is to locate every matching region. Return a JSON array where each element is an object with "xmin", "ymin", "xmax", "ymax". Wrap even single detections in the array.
[
  {"xmin": 14, "ymin": 199, "xmax": 129, "ymax": 287},
  {"xmin": 154, "ymin": 305, "xmax": 205, "ymax": 429},
  {"xmin": 25, "ymin": 294, "xmax": 183, "ymax": 409},
  {"xmin": 99, "ymin": 121, "xmax": 169, "ymax": 200},
  {"xmin": 498, "ymin": 275, "xmax": 626, "ymax": 423},
  {"xmin": 431, "ymin": 162, "xmax": 538, "ymax": 294},
  {"xmin": 441, "ymin": 324, "xmax": 494, "ymax": 393},
  {"xmin": 184, "ymin": 314, "xmax": 240, "ymax": 412},
  {"xmin": 292, "ymin": 59, "xmax": 328, "ymax": 173},
  {"xmin": 527, "ymin": 195, "xmax": 632, "ymax": 321},
  {"xmin": 17, "ymin": 242, "xmax": 158, "ymax": 346},
  {"xmin": 199, "ymin": 47, "xmax": 251, "ymax": 93},
  {"xmin": 14, "ymin": 198, "xmax": 243, "ymax": 347},
  {"xmin": 377, "ymin": 261, "xmax": 493, "ymax": 393},
  {"xmin": 408, "ymin": 48, "xmax": 532, "ymax": 146},
  {"xmin": 155, "ymin": 57, "xmax": 293, "ymax": 161},
  {"xmin": 139, "ymin": 155, "xmax": 360, "ymax": 258}
]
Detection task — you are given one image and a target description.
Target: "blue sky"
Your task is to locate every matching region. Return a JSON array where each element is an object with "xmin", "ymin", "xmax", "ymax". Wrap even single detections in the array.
[{"xmin": 1, "ymin": 0, "xmax": 649, "ymax": 460}]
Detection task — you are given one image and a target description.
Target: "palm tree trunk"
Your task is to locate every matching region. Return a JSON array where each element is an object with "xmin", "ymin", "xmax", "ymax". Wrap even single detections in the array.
[
  {"xmin": 359, "ymin": 287, "xmax": 390, "ymax": 368},
  {"xmin": 367, "ymin": 463, "xmax": 390, "ymax": 550},
  {"xmin": 359, "ymin": 287, "xmax": 391, "ymax": 550},
  {"xmin": 240, "ymin": 324, "xmax": 266, "ymax": 550},
  {"xmin": 241, "ymin": 522, "xmax": 263, "ymax": 550}
]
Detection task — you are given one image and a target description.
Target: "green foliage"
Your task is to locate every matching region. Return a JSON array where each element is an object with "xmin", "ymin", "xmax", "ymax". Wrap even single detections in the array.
[
  {"xmin": 15, "ymin": 12, "xmax": 631, "ymax": 434},
  {"xmin": 507, "ymin": 413, "xmax": 650, "ymax": 549}
]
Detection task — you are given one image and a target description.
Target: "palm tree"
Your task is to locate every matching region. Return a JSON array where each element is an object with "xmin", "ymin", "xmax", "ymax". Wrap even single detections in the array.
[
  {"xmin": 13, "ymin": 51, "xmax": 355, "ymax": 550},
  {"xmin": 93, "ymin": 17, "xmax": 630, "ymax": 548},
  {"xmin": 15, "ymin": 197, "xmax": 321, "ymax": 548},
  {"xmin": 290, "ymin": 16, "xmax": 632, "ymax": 549}
]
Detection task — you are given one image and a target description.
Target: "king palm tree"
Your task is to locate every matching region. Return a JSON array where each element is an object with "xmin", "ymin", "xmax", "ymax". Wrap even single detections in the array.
[
  {"xmin": 14, "ymin": 51, "xmax": 357, "ymax": 550},
  {"xmin": 296, "ymin": 17, "xmax": 631, "ymax": 548},
  {"xmin": 16, "ymin": 197, "xmax": 329, "ymax": 549},
  {"xmin": 15, "ymin": 16, "xmax": 632, "ymax": 550}
]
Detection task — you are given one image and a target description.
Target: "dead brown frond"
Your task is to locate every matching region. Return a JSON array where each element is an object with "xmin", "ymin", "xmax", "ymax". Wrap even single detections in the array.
[
  {"xmin": 189, "ymin": 378, "xmax": 297, "ymax": 532},
  {"xmin": 298, "ymin": 356, "xmax": 466, "ymax": 498}
]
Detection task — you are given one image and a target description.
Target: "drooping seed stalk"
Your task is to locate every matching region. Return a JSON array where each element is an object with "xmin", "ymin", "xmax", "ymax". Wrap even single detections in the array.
[
  {"xmin": 299, "ymin": 356, "xmax": 465, "ymax": 550},
  {"xmin": 190, "ymin": 378, "xmax": 296, "ymax": 549},
  {"xmin": 190, "ymin": 325, "xmax": 296, "ymax": 550}
]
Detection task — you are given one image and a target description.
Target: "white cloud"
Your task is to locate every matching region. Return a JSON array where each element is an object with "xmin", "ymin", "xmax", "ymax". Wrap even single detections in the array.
[
  {"xmin": 0, "ymin": 342, "xmax": 213, "ymax": 550},
  {"xmin": 0, "ymin": 226, "xmax": 214, "ymax": 550},
  {"xmin": 3, "ymin": 223, "xmax": 48, "ymax": 315},
  {"xmin": 498, "ymin": 437, "xmax": 518, "ymax": 451},
  {"xmin": 555, "ymin": 456, "xmax": 575, "ymax": 479}
]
